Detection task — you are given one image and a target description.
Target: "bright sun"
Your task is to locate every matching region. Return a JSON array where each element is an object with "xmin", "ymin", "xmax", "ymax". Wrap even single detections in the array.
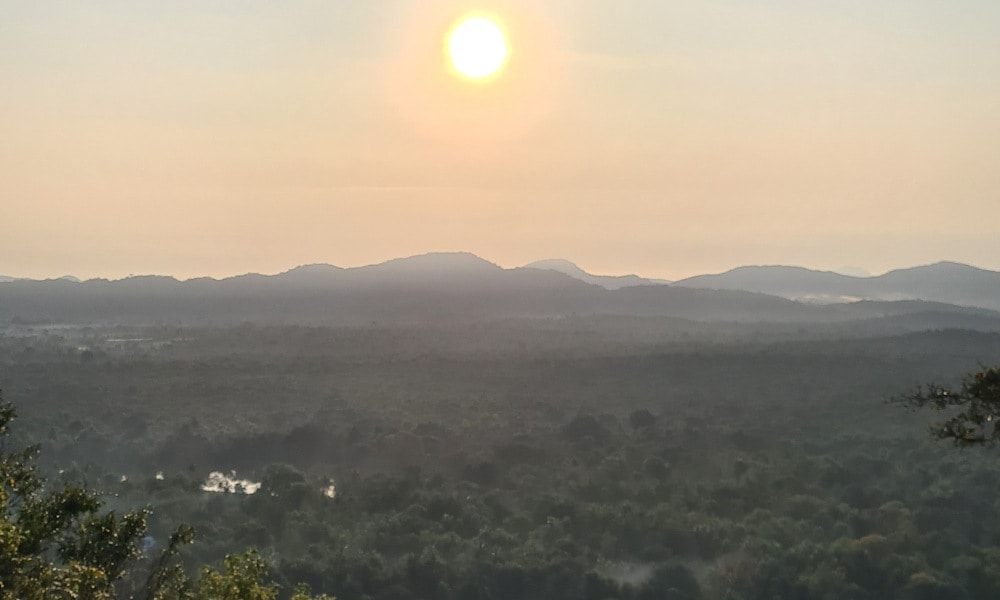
[{"xmin": 447, "ymin": 17, "xmax": 508, "ymax": 80}]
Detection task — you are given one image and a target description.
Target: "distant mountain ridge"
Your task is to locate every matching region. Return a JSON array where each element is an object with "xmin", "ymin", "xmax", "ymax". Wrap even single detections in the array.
[
  {"xmin": 523, "ymin": 259, "xmax": 665, "ymax": 290},
  {"xmin": 0, "ymin": 275, "xmax": 79, "ymax": 283},
  {"xmin": 2, "ymin": 253, "xmax": 1000, "ymax": 329},
  {"xmin": 673, "ymin": 261, "xmax": 1000, "ymax": 311}
]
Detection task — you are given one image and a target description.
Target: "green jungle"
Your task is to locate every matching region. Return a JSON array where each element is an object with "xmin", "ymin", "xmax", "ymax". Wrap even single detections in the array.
[{"xmin": 3, "ymin": 319, "xmax": 1000, "ymax": 599}]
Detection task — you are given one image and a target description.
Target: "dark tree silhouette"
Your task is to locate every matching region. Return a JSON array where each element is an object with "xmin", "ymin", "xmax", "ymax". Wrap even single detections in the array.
[
  {"xmin": 892, "ymin": 366, "xmax": 1000, "ymax": 445},
  {"xmin": 628, "ymin": 408, "xmax": 656, "ymax": 432}
]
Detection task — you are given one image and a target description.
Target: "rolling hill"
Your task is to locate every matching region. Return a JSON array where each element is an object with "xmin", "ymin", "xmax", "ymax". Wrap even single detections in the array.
[
  {"xmin": 673, "ymin": 261, "xmax": 1000, "ymax": 311},
  {"xmin": 2, "ymin": 253, "xmax": 1000, "ymax": 331}
]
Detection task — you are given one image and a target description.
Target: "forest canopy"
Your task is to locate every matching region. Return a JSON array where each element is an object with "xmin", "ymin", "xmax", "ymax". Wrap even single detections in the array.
[
  {"xmin": 4, "ymin": 323, "xmax": 1000, "ymax": 598},
  {"xmin": 0, "ymin": 392, "xmax": 332, "ymax": 600}
]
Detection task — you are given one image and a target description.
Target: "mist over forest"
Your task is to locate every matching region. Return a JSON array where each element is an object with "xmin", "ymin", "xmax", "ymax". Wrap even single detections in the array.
[
  {"xmin": 3, "ymin": 254, "xmax": 1000, "ymax": 598},
  {"xmin": 6, "ymin": 0, "xmax": 1000, "ymax": 596}
]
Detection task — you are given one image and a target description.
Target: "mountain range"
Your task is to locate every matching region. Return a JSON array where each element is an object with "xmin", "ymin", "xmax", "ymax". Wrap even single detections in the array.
[
  {"xmin": 523, "ymin": 259, "xmax": 669, "ymax": 290},
  {"xmin": 672, "ymin": 261, "xmax": 1000, "ymax": 311},
  {"xmin": 0, "ymin": 275, "xmax": 80, "ymax": 283},
  {"xmin": 2, "ymin": 253, "xmax": 1000, "ymax": 330}
]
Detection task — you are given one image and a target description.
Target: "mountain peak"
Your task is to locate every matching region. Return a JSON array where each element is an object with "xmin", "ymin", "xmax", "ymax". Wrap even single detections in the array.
[
  {"xmin": 881, "ymin": 261, "xmax": 992, "ymax": 278},
  {"xmin": 522, "ymin": 258, "xmax": 661, "ymax": 290},
  {"xmin": 523, "ymin": 259, "xmax": 587, "ymax": 277},
  {"xmin": 279, "ymin": 263, "xmax": 345, "ymax": 277},
  {"xmin": 920, "ymin": 261, "xmax": 981, "ymax": 272},
  {"xmin": 724, "ymin": 265, "xmax": 840, "ymax": 275},
  {"xmin": 367, "ymin": 252, "xmax": 501, "ymax": 272}
]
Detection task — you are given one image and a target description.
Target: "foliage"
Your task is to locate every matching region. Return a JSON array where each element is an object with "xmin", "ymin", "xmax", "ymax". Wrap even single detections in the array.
[
  {"xmin": 6, "ymin": 324, "xmax": 1000, "ymax": 598},
  {"xmin": 892, "ymin": 366, "xmax": 1000, "ymax": 445},
  {"xmin": 0, "ymin": 391, "xmax": 145, "ymax": 599},
  {"xmin": 0, "ymin": 391, "xmax": 332, "ymax": 600},
  {"xmin": 192, "ymin": 550, "xmax": 277, "ymax": 600}
]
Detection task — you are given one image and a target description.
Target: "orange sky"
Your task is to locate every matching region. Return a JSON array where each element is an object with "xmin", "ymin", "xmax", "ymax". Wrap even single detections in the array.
[{"xmin": 3, "ymin": 1, "xmax": 999, "ymax": 280}]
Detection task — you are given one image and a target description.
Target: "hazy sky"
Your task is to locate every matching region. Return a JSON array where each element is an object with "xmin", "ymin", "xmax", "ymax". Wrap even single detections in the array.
[{"xmin": 3, "ymin": 1, "xmax": 999, "ymax": 280}]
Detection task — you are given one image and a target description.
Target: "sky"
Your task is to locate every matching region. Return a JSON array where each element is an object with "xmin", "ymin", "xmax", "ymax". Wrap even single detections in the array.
[{"xmin": 3, "ymin": 0, "xmax": 999, "ymax": 280}]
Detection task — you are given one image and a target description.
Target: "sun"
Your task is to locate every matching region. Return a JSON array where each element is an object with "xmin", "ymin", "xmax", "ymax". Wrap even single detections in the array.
[{"xmin": 447, "ymin": 16, "xmax": 508, "ymax": 80}]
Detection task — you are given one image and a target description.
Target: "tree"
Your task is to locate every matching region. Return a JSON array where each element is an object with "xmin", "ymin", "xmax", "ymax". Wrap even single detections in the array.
[
  {"xmin": 0, "ymin": 393, "xmax": 154, "ymax": 599},
  {"xmin": 0, "ymin": 392, "xmax": 334, "ymax": 599},
  {"xmin": 192, "ymin": 549, "xmax": 278, "ymax": 600},
  {"xmin": 892, "ymin": 366, "xmax": 1000, "ymax": 445},
  {"xmin": 628, "ymin": 409, "xmax": 656, "ymax": 432}
]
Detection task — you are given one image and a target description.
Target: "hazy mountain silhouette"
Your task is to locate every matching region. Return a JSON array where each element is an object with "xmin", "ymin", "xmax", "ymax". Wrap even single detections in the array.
[
  {"xmin": 833, "ymin": 266, "xmax": 871, "ymax": 277},
  {"xmin": 368, "ymin": 251, "xmax": 499, "ymax": 274},
  {"xmin": 523, "ymin": 259, "xmax": 665, "ymax": 290},
  {"xmin": 2, "ymin": 253, "xmax": 999, "ymax": 329},
  {"xmin": 276, "ymin": 263, "xmax": 346, "ymax": 280},
  {"xmin": 674, "ymin": 261, "xmax": 1000, "ymax": 310},
  {"xmin": 0, "ymin": 275, "xmax": 78, "ymax": 283}
]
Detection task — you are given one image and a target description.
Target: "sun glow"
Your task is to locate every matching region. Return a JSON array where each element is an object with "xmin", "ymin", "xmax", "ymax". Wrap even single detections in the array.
[
  {"xmin": 388, "ymin": 5, "xmax": 562, "ymax": 143},
  {"xmin": 447, "ymin": 17, "xmax": 508, "ymax": 80}
]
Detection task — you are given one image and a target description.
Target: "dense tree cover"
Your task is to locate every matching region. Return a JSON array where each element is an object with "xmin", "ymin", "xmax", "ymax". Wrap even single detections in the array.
[
  {"xmin": 1, "ymin": 394, "xmax": 151, "ymax": 598},
  {"xmin": 0, "ymin": 393, "xmax": 331, "ymax": 599},
  {"xmin": 4, "ymin": 322, "xmax": 1000, "ymax": 598}
]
